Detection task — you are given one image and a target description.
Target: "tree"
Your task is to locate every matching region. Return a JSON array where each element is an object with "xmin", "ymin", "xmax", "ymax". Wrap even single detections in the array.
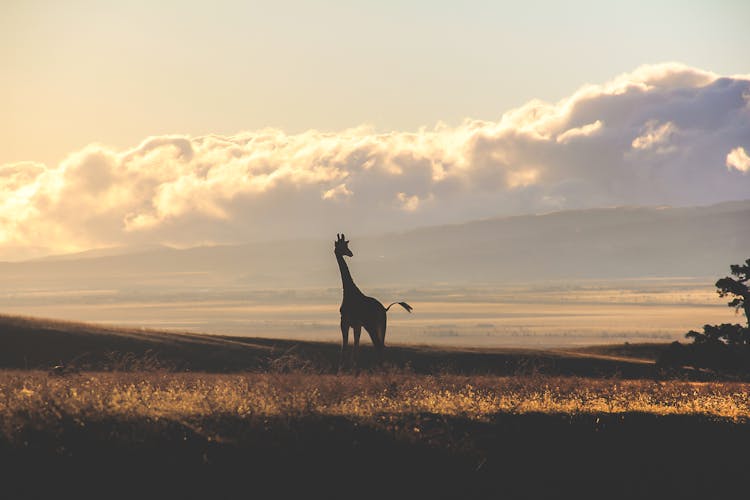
[
  {"xmin": 685, "ymin": 323, "xmax": 750, "ymax": 346},
  {"xmin": 715, "ymin": 258, "xmax": 750, "ymax": 327},
  {"xmin": 657, "ymin": 258, "xmax": 750, "ymax": 374}
]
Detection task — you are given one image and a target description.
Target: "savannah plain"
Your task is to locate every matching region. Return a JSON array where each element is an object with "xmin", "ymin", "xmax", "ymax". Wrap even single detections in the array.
[
  {"xmin": 0, "ymin": 277, "xmax": 736, "ymax": 346},
  {"xmin": 1, "ymin": 277, "xmax": 748, "ymax": 498}
]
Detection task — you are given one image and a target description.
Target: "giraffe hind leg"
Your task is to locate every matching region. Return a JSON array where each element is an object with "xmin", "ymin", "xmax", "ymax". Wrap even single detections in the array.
[
  {"xmin": 381, "ymin": 312, "xmax": 387, "ymax": 347},
  {"xmin": 366, "ymin": 319, "xmax": 386, "ymax": 366},
  {"xmin": 378, "ymin": 325, "xmax": 386, "ymax": 363}
]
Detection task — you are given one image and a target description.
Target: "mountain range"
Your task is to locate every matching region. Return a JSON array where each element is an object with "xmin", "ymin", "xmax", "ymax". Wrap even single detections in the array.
[{"xmin": 2, "ymin": 200, "xmax": 748, "ymax": 291}]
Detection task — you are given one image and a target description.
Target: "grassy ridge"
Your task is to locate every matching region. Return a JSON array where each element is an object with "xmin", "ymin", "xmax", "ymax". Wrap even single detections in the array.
[{"xmin": 0, "ymin": 313, "xmax": 670, "ymax": 378}]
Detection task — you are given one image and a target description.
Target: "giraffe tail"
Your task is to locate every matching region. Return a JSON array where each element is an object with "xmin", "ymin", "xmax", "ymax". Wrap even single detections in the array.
[{"xmin": 385, "ymin": 302, "xmax": 413, "ymax": 313}]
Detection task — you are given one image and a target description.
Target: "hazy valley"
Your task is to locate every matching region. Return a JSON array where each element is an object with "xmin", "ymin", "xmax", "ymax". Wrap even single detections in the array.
[{"xmin": 0, "ymin": 201, "xmax": 746, "ymax": 347}]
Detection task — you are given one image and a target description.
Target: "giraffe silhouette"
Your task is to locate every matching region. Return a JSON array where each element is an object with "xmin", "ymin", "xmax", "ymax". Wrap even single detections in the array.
[{"xmin": 334, "ymin": 233, "xmax": 412, "ymax": 371}]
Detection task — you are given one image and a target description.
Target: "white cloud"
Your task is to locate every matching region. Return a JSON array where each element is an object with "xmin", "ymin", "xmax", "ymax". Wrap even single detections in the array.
[
  {"xmin": 556, "ymin": 120, "xmax": 603, "ymax": 144},
  {"xmin": 396, "ymin": 192, "xmax": 421, "ymax": 212},
  {"xmin": 727, "ymin": 147, "xmax": 750, "ymax": 173},
  {"xmin": 0, "ymin": 62, "xmax": 749, "ymax": 259},
  {"xmin": 322, "ymin": 183, "xmax": 353, "ymax": 201},
  {"xmin": 631, "ymin": 121, "xmax": 677, "ymax": 152}
]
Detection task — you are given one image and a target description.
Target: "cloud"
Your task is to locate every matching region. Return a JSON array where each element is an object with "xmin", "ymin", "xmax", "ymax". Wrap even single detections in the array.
[
  {"xmin": 322, "ymin": 183, "xmax": 353, "ymax": 201},
  {"xmin": 727, "ymin": 147, "xmax": 750, "ymax": 173},
  {"xmin": 1, "ymin": 62, "xmax": 749, "ymax": 259},
  {"xmin": 556, "ymin": 120, "xmax": 603, "ymax": 144},
  {"xmin": 631, "ymin": 121, "xmax": 677, "ymax": 153},
  {"xmin": 396, "ymin": 192, "xmax": 421, "ymax": 212}
]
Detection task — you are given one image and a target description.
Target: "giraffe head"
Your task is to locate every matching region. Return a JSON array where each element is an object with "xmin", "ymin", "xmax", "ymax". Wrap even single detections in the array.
[{"xmin": 334, "ymin": 233, "xmax": 353, "ymax": 257}]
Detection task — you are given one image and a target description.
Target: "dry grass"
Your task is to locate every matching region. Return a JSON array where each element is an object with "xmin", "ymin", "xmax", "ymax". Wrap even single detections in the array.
[
  {"xmin": 4, "ymin": 369, "xmax": 750, "ymax": 499},
  {"xmin": 3, "ymin": 370, "xmax": 749, "ymax": 441}
]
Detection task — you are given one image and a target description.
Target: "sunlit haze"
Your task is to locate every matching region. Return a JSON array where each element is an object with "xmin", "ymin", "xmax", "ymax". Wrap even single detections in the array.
[{"xmin": 2, "ymin": 1, "xmax": 749, "ymax": 258}]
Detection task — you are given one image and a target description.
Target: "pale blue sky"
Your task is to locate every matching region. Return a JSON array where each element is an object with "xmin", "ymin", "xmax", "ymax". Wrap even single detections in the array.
[{"xmin": 2, "ymin": 0, "xmax": 749, "ymax": 166}]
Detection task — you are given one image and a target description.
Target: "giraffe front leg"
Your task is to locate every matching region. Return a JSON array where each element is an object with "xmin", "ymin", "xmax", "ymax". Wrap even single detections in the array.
[
  {"xmin": 352, "ymin": 325, "xmax": 362, "ymax": 375},
  {"xmin": 339, "ymin": 318, "xmax": 349, "ymax": 373}
]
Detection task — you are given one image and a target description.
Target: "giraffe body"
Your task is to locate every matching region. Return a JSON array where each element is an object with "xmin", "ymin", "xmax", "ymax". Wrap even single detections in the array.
[{"xmin": 340, "ymin": 289, "xmax": 388, "ymax": 349}]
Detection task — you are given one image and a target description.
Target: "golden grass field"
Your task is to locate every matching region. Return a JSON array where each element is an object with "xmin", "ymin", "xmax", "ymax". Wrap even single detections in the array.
[
  {"xmin": 4, "ymin": 371, "xmax": 750, "ymax": 426},
  {"xmin": 4, "ymin": 367, "xmax": 750, "ymax": 498}
]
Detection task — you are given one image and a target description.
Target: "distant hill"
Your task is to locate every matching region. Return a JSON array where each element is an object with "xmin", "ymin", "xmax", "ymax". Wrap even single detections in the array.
[
  {"xmin": 31, "ymin": 244, "xmax": 171, "ymax": 262},
  {"xmin": 1, "ymin": 200, "xmax": 748, "ymax": 289},
  {"xmin": 355, "ymin": 199, "xmax": 750, "ymax": 284}
]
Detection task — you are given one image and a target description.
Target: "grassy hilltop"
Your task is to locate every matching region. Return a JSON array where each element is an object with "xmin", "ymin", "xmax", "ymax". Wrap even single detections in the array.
[
  {"xmin": 1, "ymin": 314, "xmax": 747, "ymax": 499},
  {"xmin": 0, "ymin": 313, "xmax": 666, "ymax": 377}
]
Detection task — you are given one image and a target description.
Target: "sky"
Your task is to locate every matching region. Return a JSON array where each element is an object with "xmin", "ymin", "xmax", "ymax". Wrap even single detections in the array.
[{"xmin": 1, "ymin": 0, "xmax": 749, "ymax": 259}]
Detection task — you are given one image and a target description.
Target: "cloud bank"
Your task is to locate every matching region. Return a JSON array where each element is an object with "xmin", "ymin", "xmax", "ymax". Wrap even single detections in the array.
[{"xmin": 2, "ymin": 62, "xmax": 749, "ymax": 259}]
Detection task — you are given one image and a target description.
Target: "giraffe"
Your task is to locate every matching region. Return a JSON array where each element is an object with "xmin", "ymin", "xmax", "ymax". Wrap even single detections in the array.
[{"xmin": 334, "ymin": 233, "xmax": 412, "ymax": 371}]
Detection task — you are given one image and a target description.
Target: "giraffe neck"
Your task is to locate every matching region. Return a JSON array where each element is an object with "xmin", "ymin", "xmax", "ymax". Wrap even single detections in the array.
[{"xmin": 336, "ymin": 253, "xmax": 360, "ymax": 296}]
